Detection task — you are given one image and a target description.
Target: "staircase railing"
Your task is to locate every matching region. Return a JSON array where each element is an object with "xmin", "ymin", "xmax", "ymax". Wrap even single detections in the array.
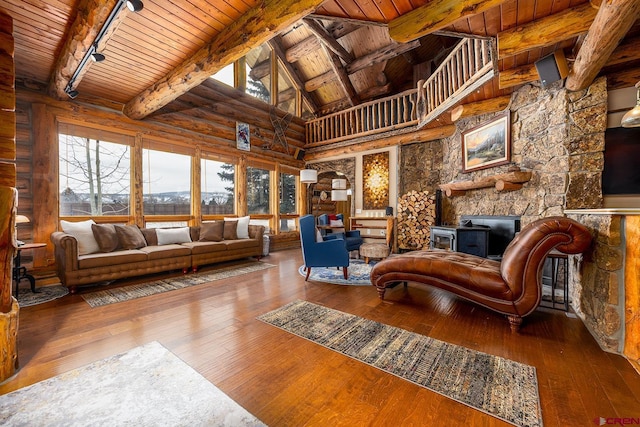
[
  {"xmin": 304, "ymin": 37, "xmax": 496, "ymax": 145},
  {"xmin": 305, "ymin": 88, "xmax": 418, "ymax": 146},
  {"xmin": 417, "ymin": 37, "xmax": 495, "ymax": 128}
]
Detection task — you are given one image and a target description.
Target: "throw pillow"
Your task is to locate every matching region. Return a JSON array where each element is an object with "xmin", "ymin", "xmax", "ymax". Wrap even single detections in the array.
[
  {"xmin": 60, "ymin": 219, "xmax": 101, "ymax": 255},
  {"xmin": 223, "ymin": 220, "xmax": 238, "ymax": 240},
  {"xmin": 329, "ymin": 219, "xmax": 344, "ymax": 227},
  {"xmin": 140, "ymin": 228, "xmax": 158, "ymax": 246},
  {"xmin": 224, "ymin": 216, "xmax": 250, "ymax": 239},
  {"xmin": 115, "ymin": 224, "xmax": 147, "ymax": 249},
  {"xmin": 91, "ymin": 223, "xmax": 120, "ymax": 252},
  {"xmin": 199, "ymin": 221, "xmax": 224, "ymax": 242},
  {"xmin": 156, "ymin": 227, "xmax": 192, "ymax": 245}
]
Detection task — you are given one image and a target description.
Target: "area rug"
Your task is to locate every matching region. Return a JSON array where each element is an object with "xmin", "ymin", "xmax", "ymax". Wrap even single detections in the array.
[
  {"xmin": 82, "ymin": 261, "xmax": 275, "ymax": 308},
  {"xmin": 0, "ymin": 341, "xmax": 265, "ymax": 426},
  {"xmin": 17, "ymin": 284, "xmax": 69, "ymax": 307},
  {"xmin": 258, "ymin": 300, "xmax": 542, "ymax": 427},
  {"xmin": 297, "ymin": 259, "xmax": 373, "ymax": 285}
]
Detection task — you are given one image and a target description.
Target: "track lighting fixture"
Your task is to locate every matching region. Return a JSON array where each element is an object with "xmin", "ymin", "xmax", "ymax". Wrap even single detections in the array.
[
  {"xmin": 91, "ymin": 52, "xmax": 105, "ymax": 62},
  {"xmin": 63, "ymin": 0, "xmax": 143, "ymax": 100},
  {"xmin": 126, "ymin": 0, "xmax": 144, "ymax": 12}
]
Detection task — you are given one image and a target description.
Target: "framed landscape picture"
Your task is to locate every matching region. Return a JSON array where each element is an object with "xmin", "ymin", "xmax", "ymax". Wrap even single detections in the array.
[{"xmin": 461, "ymin": 112, "xmax": 510, "ymax": 173}]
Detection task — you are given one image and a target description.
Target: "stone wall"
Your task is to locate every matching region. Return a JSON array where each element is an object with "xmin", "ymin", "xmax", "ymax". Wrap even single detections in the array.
[{"xmin": 399, "ymin": 77, "xmax": 607, "ymax": 226}]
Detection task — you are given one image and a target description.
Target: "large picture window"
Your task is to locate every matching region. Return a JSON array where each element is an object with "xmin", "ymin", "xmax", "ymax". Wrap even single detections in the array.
[
  {"xmin": 59, "ymin": 125, "xmax": 131, "ymax": 216},
  {"xmin": 247, "ymin": 164, "xmax": 272, "ymax": 214},
  {"xmin": 201, "ymin": 157, "xmax": 235, "ymax": 215},
  {"xmin": 143, "ymin": 147, "xmax": 191, "ymax": 215}
]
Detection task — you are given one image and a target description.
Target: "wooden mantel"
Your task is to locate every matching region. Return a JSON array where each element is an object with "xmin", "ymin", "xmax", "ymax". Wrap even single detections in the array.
[{"xmin": 440, "ymin": 170, "xmax": 532, "ymax": 197}]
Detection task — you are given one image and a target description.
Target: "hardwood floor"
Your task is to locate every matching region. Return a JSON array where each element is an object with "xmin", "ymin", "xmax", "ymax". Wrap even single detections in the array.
[{"xmin": 2, "ymin": 249, "xmax": 639, "ymax": 426}]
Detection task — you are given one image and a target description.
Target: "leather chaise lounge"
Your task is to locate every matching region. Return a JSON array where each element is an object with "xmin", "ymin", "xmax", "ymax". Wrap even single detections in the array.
[{"xmin": 370, "ymin": 216, "xmax": 592, "ymax": 331}]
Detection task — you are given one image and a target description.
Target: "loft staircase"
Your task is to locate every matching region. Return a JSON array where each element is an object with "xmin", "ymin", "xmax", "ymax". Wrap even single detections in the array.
[{"xmin": 305, "ymin": 37, "xmax": 496, "ymax": 145}]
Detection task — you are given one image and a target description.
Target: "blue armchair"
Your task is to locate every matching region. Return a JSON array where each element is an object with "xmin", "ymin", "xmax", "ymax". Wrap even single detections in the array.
[
  {"xmin": 317, "ymin": 214, "xmax": 364, "ymax": 252},
  {"xmin": 299, "ymin": 215, "xmax": 349, "ymax": 280}
]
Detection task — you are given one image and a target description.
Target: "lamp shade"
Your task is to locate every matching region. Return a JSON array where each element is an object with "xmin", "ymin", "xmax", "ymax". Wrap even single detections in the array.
[
  {"xmin": 332, "ymin": 178, "xmax": 347, "ymax": 190},
  {"xmin": 331, "ymin": 190, "xmax": 348, "ymax": 201},
  {"xmin": 300, "ymin": 169, "xmax": 317, "ymax": 184},
  {"xmin": 15, "ymin": 215, "xmax": 30, "ymax": 224},
  {"xmin": 622, "ymin": 81, "xmax": 640, "ymax": 128}
]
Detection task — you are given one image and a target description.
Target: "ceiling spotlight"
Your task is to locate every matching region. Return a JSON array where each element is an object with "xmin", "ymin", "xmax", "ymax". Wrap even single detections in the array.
[
  {"xmin": 66, "ymin": 89, "xmax": 79, "ymax": 99},
  {"xmin": 91, "ymin": 52, "xmax": 106, "ymax": 62},
  {"xmin": 126, "ymin": 0, "xmax": 144, "ymax": 12}
]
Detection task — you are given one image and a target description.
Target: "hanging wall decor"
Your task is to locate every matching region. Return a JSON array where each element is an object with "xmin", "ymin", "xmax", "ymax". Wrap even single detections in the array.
[
  {"xmin": 236, "ymin": 122, "xmax": 250, "ymax": 151},
  {"xmin": 461, "ymin": 112, "xmax": 510, "ymax": 173},
  {"xmin": 363, "ymin": 151, "xmax": 389, "ymax": 210}
]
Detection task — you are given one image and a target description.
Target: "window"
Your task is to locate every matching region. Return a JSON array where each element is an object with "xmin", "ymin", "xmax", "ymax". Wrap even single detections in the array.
[
  {"xmin": 201, "ymin": 157, "xmax": 235, "ymax": 215},
  {"xmin": 211, "ymin": 63, "xmax": 235, "ymax": 87},
  {"xmin": 143, "ymin": 148, "xmax": 191, "ymax": 215},
  {"xmin": 246, "ymin": 165, "xmax": 271, "ymax": 214},
  {"xmin": 277, "ymin": 60, "xmax": 297, "ymax": 115},
  {"xmin": 59, "ymin": 125, "xmax": 131, "ymax": 216},
  {"xmin": 279, "ymin": 172, "xmax": 296, "ymax": 215},
  {"xmin": 245, "ymin": 45, "xmax": 271, "ymax": 103}
]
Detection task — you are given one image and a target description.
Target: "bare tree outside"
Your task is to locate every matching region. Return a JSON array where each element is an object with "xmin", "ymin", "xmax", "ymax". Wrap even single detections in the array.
[{"xmin": 59, "ymin": 135, "xmax": 130, "ymax": 216}]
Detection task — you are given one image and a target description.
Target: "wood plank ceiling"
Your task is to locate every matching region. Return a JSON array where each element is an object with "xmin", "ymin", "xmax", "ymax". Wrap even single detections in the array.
[{"xmin": 2, "ymin": 0, "xmax": 640, "ymax": 120}]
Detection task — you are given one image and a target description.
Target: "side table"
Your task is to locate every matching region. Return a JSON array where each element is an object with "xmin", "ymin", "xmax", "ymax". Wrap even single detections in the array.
[{"xmin": 13, "ymin": 242, "xmax": 46, "ymax": 296}]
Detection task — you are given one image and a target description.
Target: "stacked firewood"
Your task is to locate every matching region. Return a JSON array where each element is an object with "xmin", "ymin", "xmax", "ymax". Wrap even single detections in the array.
[{"xmin": 397, "ymin": 190, "xmax": 436, "ymax": 251}]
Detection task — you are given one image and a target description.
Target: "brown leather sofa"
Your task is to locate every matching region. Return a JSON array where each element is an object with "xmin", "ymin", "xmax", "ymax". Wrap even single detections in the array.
[
  {"xmin": 52, "ymin": 225, "xmax": 264, "ymax": 293},
  {"xmin": 370, "ymin": 216, "xmax": 592, "ymax": 331}
]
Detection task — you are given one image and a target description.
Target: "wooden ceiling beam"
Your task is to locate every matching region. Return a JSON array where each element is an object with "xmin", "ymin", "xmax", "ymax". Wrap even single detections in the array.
[
  {"xmin": 268, "ymin": 36, "xmax": 320, "ymax": 113},
  {"xmin": 452, "ymin": 95, "xmax": 512, "ymax": 120},
  {"xmin": 47, "ymin": 0, "xmax": 125, "ymax": 100},
  {"xmin": 323, "ymin": 45, "xmax": 359, "ymax": 107},
  {"xmin": 305, "ymin": 71, "xmax": 334, "ymax": 92},
  {"xmin": 497, "ymin": 3, "xmax": 597, "ymax": 59},
  {"xmin": 606, "ymin": 36, "xmax": 640, "ymax": 67},
  {"xmin": 499, "ymin": 64, "xmax": 539, "ymax": 89},
  {"xmin": 306, "ymin": 13, "xmax": 388, "ymax": 28},
  {"xmin": 303, "ymin": 18, "xmax": 354, "ymax": 63},
  {"xmin": 285, "ymin": 36, "xmax": 321, "ymax": 63},
  {"xmin": 346, "ymin": 40, "xmax": 421, "ymax": 74},
  {"xmin": 566, "ymin": 0, "xmax": 640, "ymax": 91},
  {"xmin": 605, "ymin": 65, "xmax": 640, "ymax": 90},
  {"xmin": 123, "ymin": 0, "xmax": 325, "ymax": 120},
  {"xmin": 388, "ymin": 0, "xmax": 509, "ymax": 43}
]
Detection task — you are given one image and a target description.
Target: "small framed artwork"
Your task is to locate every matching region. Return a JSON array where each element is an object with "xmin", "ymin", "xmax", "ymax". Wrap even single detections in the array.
[
  {"xmin": 236, "ymin": 122, "xmax": 250, "ymax": 151},
  {"xmin": 461, "ymin": 112, "xmax": 511, "ymax": 173}
]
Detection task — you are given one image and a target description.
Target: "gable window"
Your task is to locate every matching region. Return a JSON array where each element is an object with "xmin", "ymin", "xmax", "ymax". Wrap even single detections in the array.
[
  {"xmin": 143, "ymin": 144, "xmax": 192, "ymax": 216},
  {"xmin": 201, "ymin": 155, "xmax": 236, "ymax": 216},
  {"xmin": 58, "ymin": 124, "xmax": 132, "ymax": 217},
  {"xmin": 245, "ymin": 44, "xmax": 271, "ymax": 103},
  {"xmin": 212, "ymin": 63, "xmax": 235, "ymax": 87},
  {"xmin": 277, "ymin": 60, "xmax": 297, "ymax": 115}
]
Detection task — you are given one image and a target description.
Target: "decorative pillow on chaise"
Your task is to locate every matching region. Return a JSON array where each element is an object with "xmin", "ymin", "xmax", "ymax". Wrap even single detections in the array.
[{"xmin": 60, "ymin": 219, "xmax": 101, "ymax": 255}]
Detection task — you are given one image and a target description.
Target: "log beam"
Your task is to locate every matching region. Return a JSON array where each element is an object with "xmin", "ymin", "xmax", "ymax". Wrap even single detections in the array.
[
  {"xmin": 47, "ymin": 0, "xmax": 126, "ymax": 100},
  {"xmin": 497, "ymin": 3, "xmax": 597, "ymax": 59},
  {"xmin": 285, "ymin": 36, "xmax": 321, "ymax": 63},
  {"xmin": 453, "ymin": 95, "xmax": 512, "ymax": 119},
  {"xmin": 499, "ymin": 64, "xmax": 539, "ymax": 89},
  {"xmin": 323, "ymin": 45, "xmax": 359, "ymax": 107},
  {"xmin": 346, "ymin": 40, "xmax": 421, "ymax": 74},
  {"xmin": 303, "ymin": 18, "xmax": 353, "ymax": 63},
  {"xmin": 389, "ymin": 0, "xmax": 509, "ymax": 43},
  {"xmin": 305, "ymin": 71, "xmax": 335, "ymax": 92},
  {"xmin": 606, "ymin": 36, "xmax": 640, "ymax": 67},
  {"xmin": 123, "ymin": 0, "xmax": 325, "ymax": 120},
  {"xmin": 305, "ymin": 125, "xmax": 456, "ymax": 160},
  {"xmin": 566, "ymin": 0, "xmax": 640, "ymax": 91}
]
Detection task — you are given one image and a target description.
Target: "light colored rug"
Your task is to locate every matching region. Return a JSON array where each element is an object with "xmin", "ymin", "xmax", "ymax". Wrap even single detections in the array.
[
  {"xmin": 17, "ymin": 285, "xmax": 69, "ymax": 307},
  {"xmin": 0, "ymin": 341, "xmax": 265, "ymax": 427},
  {"xmin": 82, "ymin": 261, "xmax": 275, "ymax": 307},
  {"xmin": 259, "ymin": 300, "xmax": 542, "ymax": 427},
  {"xmin": 297, "ymin": 259, "xmax": 373, "ymax": 285}
]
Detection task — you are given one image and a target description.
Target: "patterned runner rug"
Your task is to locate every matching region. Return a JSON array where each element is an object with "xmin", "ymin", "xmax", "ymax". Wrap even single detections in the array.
[
  {"xmin": 258, "ymin": 300, "xmax": 542, "ymax": 427},
  {"xmin": 297, "ymin": 259, "xmax": 373, "ymax": 285},
  {"xmin": 82, "ymin": 261, "xmax": 275, "ymax": 307},
  {"xmin": 0, "ymin": 342, "xmax": 265, "ymax": 426}
]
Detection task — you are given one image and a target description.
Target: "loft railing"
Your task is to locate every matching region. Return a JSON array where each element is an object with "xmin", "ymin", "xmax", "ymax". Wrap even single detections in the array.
[
  {"xmin": 305, "ymin": 88, "xmax": 418, "ymax": 146},
  {"xmin": 305, "ymin": 37, "xmax": 496, "ymax": 145},
  {"xmin": 417, "ymin": 37, "xmax": 495, "ymax": 128}
]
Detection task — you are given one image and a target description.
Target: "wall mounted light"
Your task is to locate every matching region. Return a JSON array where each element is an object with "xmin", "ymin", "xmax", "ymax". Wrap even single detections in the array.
[
  {"xmin": 621, "ymin": 81, "xmax": 640, "ymax": 128},
  {"xmin": 65, "ymin": 0, "xmax": 144, "ymax": 98}
]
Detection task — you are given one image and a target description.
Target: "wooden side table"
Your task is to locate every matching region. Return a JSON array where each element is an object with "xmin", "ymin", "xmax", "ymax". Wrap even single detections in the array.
[{"xmin": 13, "ymin": 242, "xmax": 46, "ymax": 296}]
